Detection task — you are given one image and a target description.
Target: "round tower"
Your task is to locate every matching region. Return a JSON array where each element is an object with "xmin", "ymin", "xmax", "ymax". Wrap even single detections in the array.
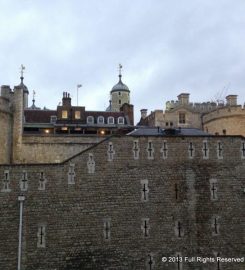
[{"xmin": 109, "ymin": 64, "xmax": 130, "ymax": 112}]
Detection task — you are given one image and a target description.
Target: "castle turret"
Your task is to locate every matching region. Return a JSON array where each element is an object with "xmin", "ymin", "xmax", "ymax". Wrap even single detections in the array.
[
  {"xmin": 109, "ymin": 64, "xmax": 130, "ymax": 112},
  {"xmin": 12, "ymin": 85, "xmax": 24, "ymax": 162},
  {"xmin": 0, "ymin": 86, "xmax": 12, "ymax": 163},
  {"xmin": 18, "ymin": 65, "xmax": 29, "ymax": 109}
]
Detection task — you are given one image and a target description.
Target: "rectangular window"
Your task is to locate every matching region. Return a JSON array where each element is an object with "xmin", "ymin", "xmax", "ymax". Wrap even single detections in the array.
[
  {"xmin": 38, "ymin": 172, "xmax": 47, "ymax": 191},
  {"xmin": 141, "ymin": 218, "xmax": 150, "ymax": 237},
  {"xmin": 75, "ymin": 111, "xmax": 81, "ymax": 119},
  {"xmin": 37, "ymin": 224, "xmax": 46, "ymax": 248},
  {"xmin": 62, "ymin": 110, "xmax": 68, "ymax": 119},
  {"xmin": 140, "ymin": 180, "xmax": 149, "ymax": 202},
  {"xmin": 210, "ymin": 179, "xmax": 218, "ymax": 201},
  {"xmin": 68, "ymin": 163, "xmax": 76, "ymax": 185},
  {"xmin": 179, "ymin": 113, "xmax": 186, "ymax": 124},
  {"xmin": 50, "ymin": 115, "xmax": 57, "ymax": 123},
  {"xmin": 1, "ymin": 170, "xmax": 10, "ymax": 192},
  {"xmin": 20, "ymin": 171, "xmax": 28, "ymax": 191},
  {"xmin": 103, "ymin": 218, "xmax": 111, "ymax": 240}
]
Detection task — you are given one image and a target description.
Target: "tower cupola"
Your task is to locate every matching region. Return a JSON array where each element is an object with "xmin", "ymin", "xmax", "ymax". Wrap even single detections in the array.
[{"xmin": 109, "ymin": 64, "xmax": 130, "ymax": 112}]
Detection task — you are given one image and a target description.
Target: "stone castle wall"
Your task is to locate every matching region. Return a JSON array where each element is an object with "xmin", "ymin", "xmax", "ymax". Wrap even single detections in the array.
[
  {"xmin": 12, "ymin": 87, "xmax": 24, "ymax": 163},
  {"xmin": 0, "ymin": 96, "xmax": 12, "ymax": 163},
  {"xmin": 164, "ymin": 109, "xmax": 201, "ymax": 129},
  {"xmin": 0, "ymin": 135, "xmax": 244, "ymax": 269},
  {"xmin": 166, "ymin": 100, "xmax": 221, "ymax": 113},
  {"xmin": 16, "ymin": 135, "xmax": 102, "ymax": 163},
  {"xmin": 203, "ymin": 105, "xmax": 245, "ymax": 136}
]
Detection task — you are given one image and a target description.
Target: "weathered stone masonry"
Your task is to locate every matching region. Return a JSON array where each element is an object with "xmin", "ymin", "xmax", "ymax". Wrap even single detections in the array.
[{"xmin": 0, "ymin": 135, "xmax": 244, "ymax": 269}]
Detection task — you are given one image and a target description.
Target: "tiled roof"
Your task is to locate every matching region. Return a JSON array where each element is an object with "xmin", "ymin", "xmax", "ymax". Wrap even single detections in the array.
[
  {"xmin": 24, "ymin": 109, "xmax": 127, "ymax": 124},
  {"xmin": 85, "ymin": 111, "xmax": 128, "ymax": 124},
  {"xmin": 85, "ymin": 111, "xmax": 125, "ymax": 117},
  {"xmin": 128, "ymin": 127, "xmax": 209, "ymax": 136},
  {"xmin": 24, "ymin": 110, "xmax": 57, "ymax": 123}
]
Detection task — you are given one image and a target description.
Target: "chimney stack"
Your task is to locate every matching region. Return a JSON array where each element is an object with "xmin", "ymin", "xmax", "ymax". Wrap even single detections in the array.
[
  {"xmin": 140, "ymin": 109, "xmax": 148, "ymax": 119},
  {"xmin": 177, "ymin": 93, "xmax": 190, "ymax": 105},
  {"xmin": 226, "ymin": 95, "xmax": 237, "ymax": 106},
  {"xmin": 62, "ymin": 92, "xmax": 71, "ymax": 106}
]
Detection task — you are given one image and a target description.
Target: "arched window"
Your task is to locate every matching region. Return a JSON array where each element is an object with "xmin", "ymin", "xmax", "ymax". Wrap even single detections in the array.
[
  {"xmin": 97, "ymin": 116, "xmax": 104, "ymax": 124},
  {"xmin": 117, "ymin": 116, "xmax": 124, "ymax": 125},
  {"xmin": 107, "ymin": 116, "xmax": 114, "ymax": 124},
  {"xmin": 87, "ymin": 116, "xmax": 94, "ymax": 124}
]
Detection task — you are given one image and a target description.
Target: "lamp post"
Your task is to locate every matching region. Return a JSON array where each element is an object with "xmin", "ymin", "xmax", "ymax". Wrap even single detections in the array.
[{"xmin": 17, "ymin": 195, "xmax": 25, "ymax": 270}]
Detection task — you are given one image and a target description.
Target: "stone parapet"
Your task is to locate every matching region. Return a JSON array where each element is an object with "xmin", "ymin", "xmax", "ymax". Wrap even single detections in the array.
[{"xmin": 203, "ymin": 105, "xmax": 245, "ymax": 124}]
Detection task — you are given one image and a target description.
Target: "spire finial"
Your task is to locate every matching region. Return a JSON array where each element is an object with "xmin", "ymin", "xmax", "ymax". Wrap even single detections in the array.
[
  {"xmin": 20, "ymin": 64, "xmax": 25, "ymax": 83},
  {"xmin": 32, "ymin": 90, "xmax": 36, "ymax": 106},
  {"xmin": 118, "ymin": 63, "xmax": 122, "ymax": 81}
]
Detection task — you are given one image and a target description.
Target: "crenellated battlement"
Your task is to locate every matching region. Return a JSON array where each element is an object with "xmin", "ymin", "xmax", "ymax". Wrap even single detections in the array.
[
  {"xmin": 203, "ymin": 105, "xmax": 245, "ymax": 124},
  {"xmin": 165, "ymin": 93, "xmax": 242, "ymax": 114},
  {"xmin": 166, "ymin": 99, "xmax": 227, "ymax": 113},
  {"xmin": 0, "ymin": 96, "xmax": 11, "ymax": 114}
]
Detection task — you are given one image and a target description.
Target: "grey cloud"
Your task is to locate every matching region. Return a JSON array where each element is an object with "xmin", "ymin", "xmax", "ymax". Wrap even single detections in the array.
[{"xmin": 0, "ymin": 0, "xmax": 244, "ymax": 122}]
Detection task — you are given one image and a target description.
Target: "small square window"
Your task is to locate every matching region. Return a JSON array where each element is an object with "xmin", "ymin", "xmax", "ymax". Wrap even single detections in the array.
[
  {"xmin": 62, "ymin": 110, "xmax": 68, "ymax": 119},
  {"xmin": 118, "ymin": 117, "xmax": 124, "ymax": 124},
  {"xmin": 87, "ymin": 116, "xmax": 94, "ymax": 124},
  {"xmin": 75, "ymin": 111, "xmax": 81, "ymax": 119},
  {"xmin": 108, "ymin": 117, "xmax": 114, "ymax": 124},
  {"xmin": 50, "ymin": 115, "xmax": 57, "ymax": 123},
  {"xmin": 98, "ymin": 116, "xmax": 104, "ymax": 124}
]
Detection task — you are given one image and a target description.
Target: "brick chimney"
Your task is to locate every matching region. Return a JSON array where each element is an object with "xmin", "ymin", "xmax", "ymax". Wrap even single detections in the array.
[
  {"xmin": 177, "ymin": 93, "xmax": 190, "ymax": 105},
  {"xmin": 226, "ymin": 95, "xmax": 237, "ymax": 106},
  {"xmin": 121, "ymin": 103, "xmax": 134, "ymax": 125},
  {"xmin": 140, "ymin": 109, "xmax": 148, "ymax": 119},
  {"xmin": 62, "ymin": 92, "xmax": 71, "ymax": 106}
]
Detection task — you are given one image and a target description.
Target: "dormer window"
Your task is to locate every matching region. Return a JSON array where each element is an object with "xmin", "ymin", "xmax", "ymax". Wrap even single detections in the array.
[
  {"xmin": 108, "ymin": 116, "xmax": 114, "ymax": 124},
  {"xmin": 87, "ymin": 116, "xmax": 94, "ymax": 124},
  {"xmin": 97, "ymin": 116, "xmax": 104, "ymax": 124},
  {"xmin": 62, "ymin": 110, "xmax": 68, "ymax": 119},
  {"xmin": 50, "ymin": 115, "xmax": 57, "ymax": 124},
  {"xmin": 118, "ymin": 116, "xmax": 124, "ymax": 125},
  {"xmin": 75, "ymin": 111, "xmax": 81, "ymax": 119}
]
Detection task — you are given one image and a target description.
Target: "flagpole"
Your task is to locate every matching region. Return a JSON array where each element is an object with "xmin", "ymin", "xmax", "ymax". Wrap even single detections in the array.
[{"xmin": 77, "ymin": 84, "xmax": 82, "ymax": 106}]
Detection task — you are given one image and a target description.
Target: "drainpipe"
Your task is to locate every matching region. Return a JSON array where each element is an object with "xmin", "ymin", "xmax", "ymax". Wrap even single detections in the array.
[{"xmin": 17, "ymin": 195, "xmax": 25, "ymax": 270}]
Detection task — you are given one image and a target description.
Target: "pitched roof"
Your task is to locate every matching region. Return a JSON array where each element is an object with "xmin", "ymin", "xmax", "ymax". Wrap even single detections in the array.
[
  {"xmin": 128, "ymin": 127, "xmax": 209, "ymax": 136},
  {"xmin": 24, "ymin": 110, "xmax": 57, "ymax": 123},
  {"xmin": 85, "ymin": 111, "xmax": 125, "ymax": 117}
]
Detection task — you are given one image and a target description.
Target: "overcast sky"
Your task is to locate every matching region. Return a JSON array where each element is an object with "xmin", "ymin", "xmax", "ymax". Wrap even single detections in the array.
[{"xmin": 0, "ymin": 0, "xmax": 244, "ymax": 122}]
